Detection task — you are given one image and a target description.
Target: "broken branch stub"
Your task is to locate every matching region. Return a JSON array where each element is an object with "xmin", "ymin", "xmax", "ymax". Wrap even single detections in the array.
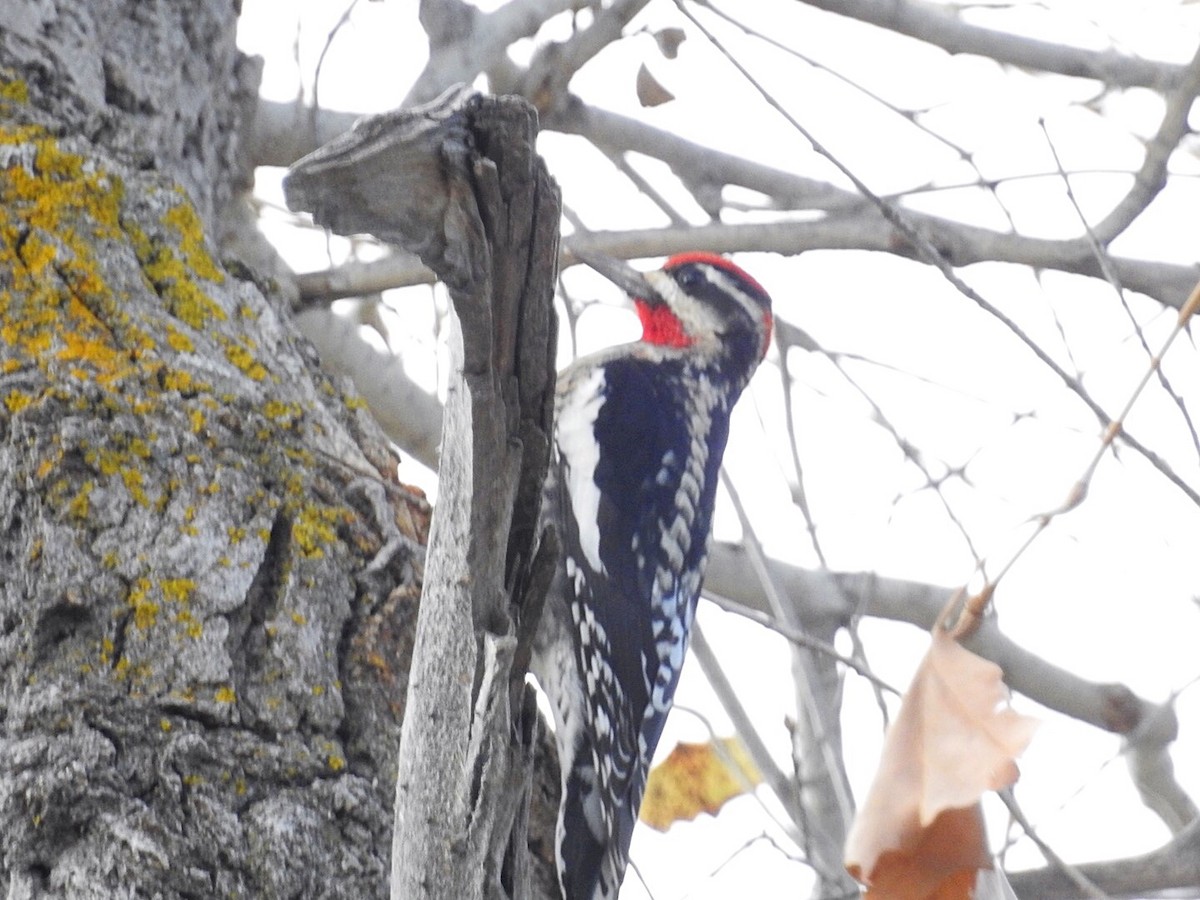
[{"xmin": 285, "ymin": 88, "xmax": 561, "ymax": 900}]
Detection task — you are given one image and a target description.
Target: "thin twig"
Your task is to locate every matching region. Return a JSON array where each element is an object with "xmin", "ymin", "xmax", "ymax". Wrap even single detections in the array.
[
  {"xmin": 698, "ymin": 0, "xmax": 1020, "ymax": 232},
  {"xmin": 703, "ymin": 593, "xmax": 898, "ymax": 695},
  {"xmin": 603, "ymin": 150, "xmax": 692, "ymax": 227},
  {"xmin": 678, "ymin": 831, "xmax": 807, "ymax": 900},
  {"xmin": 773, "ymin": 333, "xmax": 828, "ymax": 567},
  {"xmin": 997, "ymin": 788, "xmax": 1113, "ymax": 900},
  {"xmin": 985, "ymin": 280, "xmax": 1200, "ymax": 592},
  {"xmin": 310, "ymin": 0, "xmax": 363, "ymax": 116},
  {"xmin": 625, "ymin": 859, "xmax": 659, "ymax": 900},
  {"xmin": 1039, "ymin": 118, "xmax": 1200, "ymax": 462},
  {"xmin": 824, "ymin": 350, "xmax": 989, "ymax": 572}
]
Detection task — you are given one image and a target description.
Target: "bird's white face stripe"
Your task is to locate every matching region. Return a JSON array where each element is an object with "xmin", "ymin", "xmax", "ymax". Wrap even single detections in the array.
[
  {"xmin": 703, "ymin": 265, "xmax": 767, "ymax": 331},
  {"xmin": 556, "ymin": 367, "xmax": 608, "ymax": 574},
  {"xmin": 645, "ymin": 270, "xmax": 722, "ymax": 345}
]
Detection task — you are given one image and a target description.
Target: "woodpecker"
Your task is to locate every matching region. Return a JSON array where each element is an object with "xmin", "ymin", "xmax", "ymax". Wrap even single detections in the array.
[{"xmin": 532, "ymin": 250, "xmax": 773, "ymax": 900}]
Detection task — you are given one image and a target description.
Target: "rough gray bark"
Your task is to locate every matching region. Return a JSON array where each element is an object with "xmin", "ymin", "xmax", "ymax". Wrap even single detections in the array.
[
  {"xmin": 284, "ymin": 89, "xmax": 561, "ymax": 900},
  {"xmin": 1, "ymin": 0, "xmax": 254, "ymax": 226},
  {"xmin": 0, "ymin": 3, "xmax": 434, "ymax": 897}
]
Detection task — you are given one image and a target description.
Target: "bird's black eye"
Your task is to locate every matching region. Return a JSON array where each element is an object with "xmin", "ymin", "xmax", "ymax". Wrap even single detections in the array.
[{"xmin": 675, "ymin": 266, "xmax": 704, "ymax": 290}]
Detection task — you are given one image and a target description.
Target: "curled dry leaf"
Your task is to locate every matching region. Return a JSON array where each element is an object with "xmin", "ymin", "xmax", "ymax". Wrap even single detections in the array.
[
  {"xmin": 639, "ymin": 736, "xmax": 762, "ymax": 831},
  {"xmin": 636, "ymin": 63, "xmax": 675, "ymax": 108},
  {"xmin": 844, "ymin": 629, "xmax": 1037, "ymax": 898},
  {"xmin": 653, "ymin": 26, "xmax": 686, "ymax": 59}
]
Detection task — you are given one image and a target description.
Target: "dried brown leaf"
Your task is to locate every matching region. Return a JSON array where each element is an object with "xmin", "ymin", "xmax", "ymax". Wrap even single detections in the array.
[
  {"xmin": 636, "ymin": 63, "xmax": 675, "ymax": 108},
  {"xmin": 845, "ymin": 629, "xmax": 1037, "ymax": 898},
  {"xmin": 653, "ymin": 27, "xmax": 686, "ymax": 59}
]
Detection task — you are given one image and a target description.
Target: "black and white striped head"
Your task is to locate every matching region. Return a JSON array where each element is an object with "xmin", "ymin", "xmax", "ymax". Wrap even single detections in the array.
[{"xmin": 576, "ymin": 250, "xmax": 774, "ymax": 374}]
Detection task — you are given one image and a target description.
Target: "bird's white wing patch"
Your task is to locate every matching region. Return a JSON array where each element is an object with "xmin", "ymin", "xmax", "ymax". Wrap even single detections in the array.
[{"xmin": 556, "ymin": 366, "xmax": 608, "ymax": 574}]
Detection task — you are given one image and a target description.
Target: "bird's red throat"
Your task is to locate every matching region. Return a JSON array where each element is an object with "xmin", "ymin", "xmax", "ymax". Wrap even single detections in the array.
[{"xmin": 635, "ymin": 300, "xmax": 693, "ymax": 349}]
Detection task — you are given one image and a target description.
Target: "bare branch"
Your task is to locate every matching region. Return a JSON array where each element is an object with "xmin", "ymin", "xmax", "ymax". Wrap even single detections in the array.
[
  {"xmin": 294, "ymin": 250, "xmax": 437, "ymax": 302},
  {"xmin": 287, "ymin": 214, "xmax": 1197, "ymax": 313},
  {"xmin": 405, "ymin": 0, "xmax": 582, "ymax": 106},
  {"xmin": 564, "ymin": 219, "xmax": 1199, "ymax": 310},
  {"xmin": 253, "ymin": 99, "xmax": 1198, "ymax": 309},
  {"xmin": 498, "ymin": 0, "xmax": 653, "ymax": 107},
  {"xmin": 1007, "ymin": 818, "xmax": 1200, "ymax": 899},
  {"xmin": 1092, "ymin": 39, "xmax": 1200, "ymax": 243},
  {"xmin": 544, "ymin": 94, "xmax": 859, "ymax": 212},
  {"xmin": 248, "ymin": 101, "xmax": 359, "ymax": 169},
  {"xmin": 793, "ymin": 0, "xmax": 1185, "ymax": 90}
]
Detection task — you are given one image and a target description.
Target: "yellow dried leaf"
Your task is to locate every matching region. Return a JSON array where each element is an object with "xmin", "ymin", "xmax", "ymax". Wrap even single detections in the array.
[{"xmin": 639, "ymin": 736, "xmax": 761, "ymax": 831}]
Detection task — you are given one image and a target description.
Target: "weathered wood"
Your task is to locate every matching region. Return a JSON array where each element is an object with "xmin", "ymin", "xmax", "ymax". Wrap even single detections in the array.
[{"xmin": 285, "ymin": 88, "xmax": 560, "ymax": 900}]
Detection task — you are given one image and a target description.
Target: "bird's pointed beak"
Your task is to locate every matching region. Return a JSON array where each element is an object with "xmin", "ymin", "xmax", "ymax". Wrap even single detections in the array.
[{"xmin": 570, "ymin": 246, "xmax": 665, "ymax": 305}]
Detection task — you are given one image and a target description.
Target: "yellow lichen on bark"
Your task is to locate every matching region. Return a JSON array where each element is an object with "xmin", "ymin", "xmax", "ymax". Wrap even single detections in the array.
[
  {"xmin": 0, "ymin": 126, "xmax": 151, "ymax": 404},
  {"xmin": 292, "ymin": 503, "xmax": 340, "ymax": 559},
  {"xmin": 160, "ymin": 193, "xmax": 224, "ymax": 285},
  {"xmin": 0, "ymin": 124, "xmax": 244, "ymax": 419},
  {"xmin": 0, "ymin": 73, "xmax": 29, "ymax": 105}
]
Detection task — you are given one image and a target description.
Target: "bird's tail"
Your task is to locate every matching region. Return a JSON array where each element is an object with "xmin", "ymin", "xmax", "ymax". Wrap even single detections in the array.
[{"xmin": 557, "ymin": 756, "xmax": 631, "ymax": 900}]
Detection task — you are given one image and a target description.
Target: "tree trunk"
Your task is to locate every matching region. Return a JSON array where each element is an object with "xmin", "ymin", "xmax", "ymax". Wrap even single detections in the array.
[{"xmin": 0, "ymin": 3, "xmax": 440, "ymax": 896}]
